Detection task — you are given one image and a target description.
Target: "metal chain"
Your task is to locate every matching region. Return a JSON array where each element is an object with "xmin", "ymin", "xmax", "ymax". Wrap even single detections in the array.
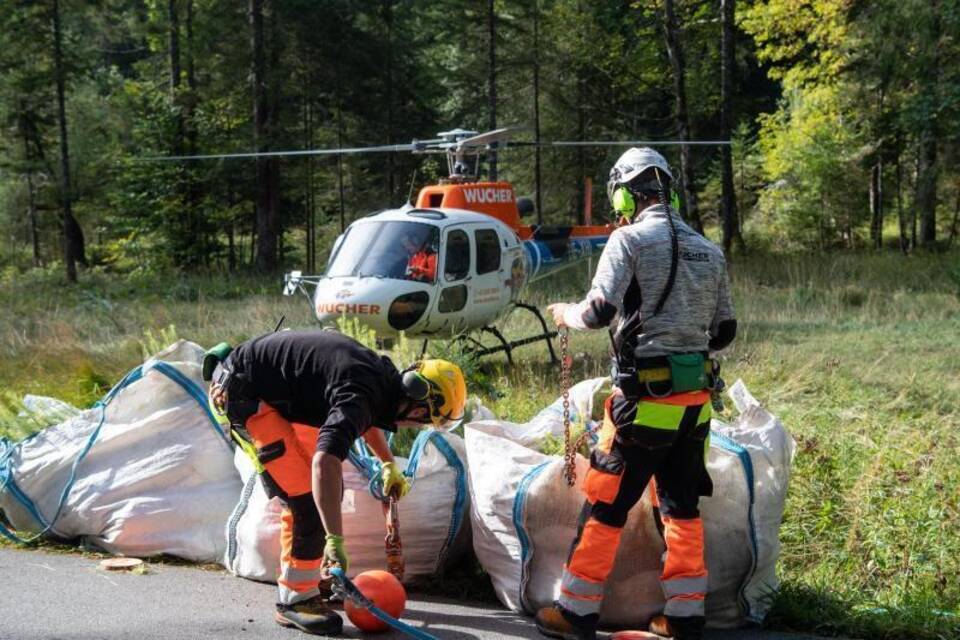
[
  {"xmin": 383, "ymin": 493, "xmax": 404, "ymax": 581},
  {"xmin": 560, "ymin": 328, "xmax": 577, "ymax": 487}
]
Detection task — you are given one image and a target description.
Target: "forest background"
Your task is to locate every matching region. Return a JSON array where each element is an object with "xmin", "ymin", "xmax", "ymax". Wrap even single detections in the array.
[
  {"xmin": 1, "ymin": 0, "xmax": 959, "ymax": 276},
  {"xmin": 0, "ymin": 2, "xmax": 959, "ymax": 640}
]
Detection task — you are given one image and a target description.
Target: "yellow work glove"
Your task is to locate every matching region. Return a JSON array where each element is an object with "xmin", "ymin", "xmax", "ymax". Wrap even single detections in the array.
[
  {"xmin": 381, "ymin": 461, "xmax": 411, "ymax": 499},
  {"xmin": 323, "ymin": 534, "xmax": 349, "ymax": 574}
]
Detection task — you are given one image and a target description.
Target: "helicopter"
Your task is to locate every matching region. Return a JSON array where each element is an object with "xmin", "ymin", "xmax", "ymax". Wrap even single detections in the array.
[
  {"xmin": 282, "ymin": 127, "xmax": 617, "ymax": 362},
  {"xmin": 155, "ymin": 126, "xmax": 730, "ymax": 361}
]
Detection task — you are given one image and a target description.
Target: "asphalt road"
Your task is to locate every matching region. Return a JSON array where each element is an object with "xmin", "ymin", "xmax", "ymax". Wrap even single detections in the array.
[{"xmin": 0, "ymin": 548, "xmax": 830, "ymax": 640}]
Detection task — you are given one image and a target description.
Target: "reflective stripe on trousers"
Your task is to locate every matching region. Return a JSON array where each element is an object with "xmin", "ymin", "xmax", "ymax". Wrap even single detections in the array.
[
  {"xmin": 557, "ymin": 519, "xmax": 619, "ymax": 617},
  {"xmin": 661, "ymin": 515, "xmax": 707, "ymax": 617}
]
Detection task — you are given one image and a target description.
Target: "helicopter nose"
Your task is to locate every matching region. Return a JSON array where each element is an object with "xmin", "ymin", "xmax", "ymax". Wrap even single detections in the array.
[
  {"xmin": 313, "ymin": 280, "xmax": 384, "ymax": 325},
  {"xmin": 313, "ymin": 278, "xmax": 430, "ymax": 335}
]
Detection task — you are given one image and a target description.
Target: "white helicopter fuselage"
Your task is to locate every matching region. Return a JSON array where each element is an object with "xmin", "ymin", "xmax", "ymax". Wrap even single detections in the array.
[{"xmin": 307, "ymin": 207, "xmax": 528, "ymax": 337}]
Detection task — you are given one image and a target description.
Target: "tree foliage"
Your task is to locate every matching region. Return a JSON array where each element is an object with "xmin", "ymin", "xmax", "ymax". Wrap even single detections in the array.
[{"xmin": 1, "ymin": 0, "xmax": 958, "ymax": 279}]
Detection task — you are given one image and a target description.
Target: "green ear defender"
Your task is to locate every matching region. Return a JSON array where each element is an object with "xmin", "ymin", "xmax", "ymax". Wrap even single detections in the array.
[
  {"xmin": 611, "ymin": 186, "xmax": 637, "ymax": 220},
  {"xmin": 670, "ymin": 189, "xmax": 681, "ymax": 212}
]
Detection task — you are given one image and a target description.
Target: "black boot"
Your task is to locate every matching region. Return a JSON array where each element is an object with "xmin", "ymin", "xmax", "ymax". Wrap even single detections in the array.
[{"xmin": 275, "ymin": 595, "xmax": 343, "ymax": 636}]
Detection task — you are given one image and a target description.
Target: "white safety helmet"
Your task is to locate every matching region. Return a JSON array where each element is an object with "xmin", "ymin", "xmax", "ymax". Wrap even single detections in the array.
[{"xmin": 607, "ymin": 147, "xmax": 673, "ymax": 204}]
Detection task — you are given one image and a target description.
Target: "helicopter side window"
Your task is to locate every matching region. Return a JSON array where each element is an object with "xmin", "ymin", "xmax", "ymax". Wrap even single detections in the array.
[
  {"xmin": 444, "ymin": 229, "xmax": 471, "ymax": 281},
  {"xmin": 438, "ymin": 285, "xmax": 467, "ymax": 313},
  {"xmin": 475, "ymin": 229, "xmax": 501, "ymax": 275}
]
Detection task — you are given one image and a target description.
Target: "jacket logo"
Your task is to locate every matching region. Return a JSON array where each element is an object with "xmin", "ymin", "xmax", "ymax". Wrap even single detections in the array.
[{"xmin": 679, "ymin": 250, "xmax": 710, "ymax": 262}]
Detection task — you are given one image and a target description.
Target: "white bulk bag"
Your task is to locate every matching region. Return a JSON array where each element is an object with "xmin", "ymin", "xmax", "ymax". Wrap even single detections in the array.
[
  {"xmin": 224, "ymin": 429, "xmax": 470, "ymax": 583},
  {"xmin": 465, "ymin": 379, "xmax": 794, "ymax": 628},
  {"xmin": 0, "ymin": 341, "xmax": 240, "ymax": 562}
]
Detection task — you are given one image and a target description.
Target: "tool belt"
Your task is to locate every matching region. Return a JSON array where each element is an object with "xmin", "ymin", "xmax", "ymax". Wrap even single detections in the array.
[{"xmin": 612, "ymin": 351, "xmax": 719, "ymax": 400}]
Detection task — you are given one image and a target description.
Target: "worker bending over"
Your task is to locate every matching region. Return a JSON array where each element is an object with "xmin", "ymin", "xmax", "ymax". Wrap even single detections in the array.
[
  {"xmin": 537, "ymin": 148, "xmax": 736, "ymax": 640},
  {"xmin": 206, "ymin": 330, "xmax": 466, "ymax": 636}
]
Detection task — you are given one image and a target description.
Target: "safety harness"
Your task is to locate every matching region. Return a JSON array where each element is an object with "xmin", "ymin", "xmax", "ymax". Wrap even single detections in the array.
[{"xmin": 608, "ymin": 172, "xmax": 724, "ymax": 404}]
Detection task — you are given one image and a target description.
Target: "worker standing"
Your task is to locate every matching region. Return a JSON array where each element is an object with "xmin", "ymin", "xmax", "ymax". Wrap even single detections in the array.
[
  {"xmin": 536, "ymin": 148, "xmax": 737, "ymax": 640},
  {"xmin": 206, "ymin": 330, "xmax": 466, "ymax": 636}
]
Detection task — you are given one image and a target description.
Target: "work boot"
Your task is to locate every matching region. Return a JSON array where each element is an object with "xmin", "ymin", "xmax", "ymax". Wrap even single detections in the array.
[
  {"xmin": 648, "ymin": 614, "xmax": 703, "ymax": 640},
  {"xmin": 275, "ymin": 595, "xmax": 343, "ymax": 636},
  {"xmin": 534, "ymin": 606, "xmax": 597, "ymax": 640}
]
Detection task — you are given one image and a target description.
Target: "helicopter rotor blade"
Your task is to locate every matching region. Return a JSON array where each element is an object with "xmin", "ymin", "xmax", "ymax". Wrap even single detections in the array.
[
  {"xmin": 141, "ymin": 138, "xmax": 448, "ymax": 162},
  {"xmin": 138, "ymin": 133, "xmax": 729, "ymax": 162},
  {"xmin": 455, "ymin": 125, "xmax": 528, "ymax": 150},
  {"xmin": 507, "ymin": 139, "xmax": 731, "ymax": 148}
]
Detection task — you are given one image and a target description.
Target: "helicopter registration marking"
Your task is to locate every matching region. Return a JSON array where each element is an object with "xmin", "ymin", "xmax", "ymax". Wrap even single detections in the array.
[
  {"xmin": 474, "ymin": 287, "xmax": 500, "ymax": 304},
  {"xmin": 316, "ymin": 302, "xmax": 382, "ymax": 315},
  {"xmin": 462, "ymin": 187, "xmax": 514, "ymax": 204}
]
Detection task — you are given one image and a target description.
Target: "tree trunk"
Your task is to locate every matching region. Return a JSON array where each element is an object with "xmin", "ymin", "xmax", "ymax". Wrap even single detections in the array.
[
  {"xmin": 533, "ymin": 0, "xmax": 543, "ymax": 222},
  {"xmin": 303, "ymin": 94, "xmax": 316, "ymax": 271},
  {"xmin": 168, "ymin": 0, "xmax": 181, "ymax": 93},
  {"xmin": 916, "ymin": 135, "xmax": 938, "ymax": 246},
  {"xmin": 52, "ymin": 0, "xmax": 85, "ymax": 282},
  {"xmin": 169, "ymin": 0, "xmax": 192, "ymax": 267},
  {"xmin": 383, "ymin": 0, "xmax": 395, "ymax": 201},
  {"xmin": 185, "ymin": 0, "xmax": 202, "ymax": 265},
  {"xmin": 250, "ymin": 0, "xmax": 277, "ymax": 270},
  {"xmin": 167, "ymin": 0, "xmax": 183, "ymax": 155},
  {"xmin": 168, "ymin": 0, "xmax": 183, "ymax": 154},
  {"xmin": 228, "ymin": 218, "xmax": 236, "ymax": 272},
  {"xmin": 267, "ymin": 7, "xmax": 281, "ymax": 263},
  {"xmin": 948, "ymin": 190, "xmax": 959, "ymax": 247},
  {"xmin": 19, "ymin": 113, "xmax": 41, "ymax": 267},
  {"xmin": 896, "ymin": 143, "xmax": 907, "ymax": 254},
  {"xmin": 911, "ymin": 143, "xmax": 919, "ymax": 249},
  {"xmin": 337, "ymin": 93, "xmax": 346, "ymax": 233},
  {"xmin": 249, "ymin": 208, "xmax": 257, "ymax": 266},
  {"xmin": 576, "ymin": 0, "xmax": 586, "ymax": 225},
  {"xmin": 870, "ymin": 161, "xmax": 882, "ymax": 249},
  {"xmin": 661, "ymin": 0, "xmax": 702, "ymax": 232},
  {"xmin": 916, "ymin": 2, "xmax": 940, "ymax": 247},
  {"xmin": 719, "ymin": 0, "xmax": 741, "ymax": 254},
  {"xmin": 26, "ymin": 170, "xmax": 41, "ymax": 267},
  {"xmin": 487, "ymin": 0, "xmax": 497, "ymax": 180}
]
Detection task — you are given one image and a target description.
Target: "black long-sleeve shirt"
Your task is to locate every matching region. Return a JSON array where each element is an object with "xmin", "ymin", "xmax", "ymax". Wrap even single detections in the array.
[{"xmin": 224, "ymin": 330, "xmax": 403, "ymax": 460}]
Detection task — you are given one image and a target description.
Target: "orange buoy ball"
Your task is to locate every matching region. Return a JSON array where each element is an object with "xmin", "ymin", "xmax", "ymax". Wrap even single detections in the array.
[{"xmin": 344, "ymin": 570, "xmax": 407, "ymax": 633}]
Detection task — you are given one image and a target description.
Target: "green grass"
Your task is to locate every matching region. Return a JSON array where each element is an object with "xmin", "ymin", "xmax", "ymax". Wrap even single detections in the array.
[{"xmin": 1, "ymin": 251, "xmax": 959, "ymax": 638}]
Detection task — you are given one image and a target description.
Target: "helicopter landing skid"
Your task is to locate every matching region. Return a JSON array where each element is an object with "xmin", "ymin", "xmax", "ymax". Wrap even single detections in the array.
[{"xmin": 464, "ymin": 303, "xmax": 559, "ymax": 364}]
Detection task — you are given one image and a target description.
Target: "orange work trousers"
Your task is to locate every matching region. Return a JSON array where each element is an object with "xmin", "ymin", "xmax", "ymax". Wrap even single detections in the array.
[
  {"xmin": 230, "ymin": 400, "xmax": 325, "ymax": 606},
  {"xmin": 557, "ymin": 391, "xmax": 712, "ymax": 636}
]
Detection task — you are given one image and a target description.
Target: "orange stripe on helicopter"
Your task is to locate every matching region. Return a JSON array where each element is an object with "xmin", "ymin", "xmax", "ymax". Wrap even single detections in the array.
[{"xmin": 416, "ymin": 182, "xmax": 613, "ymax": 240}]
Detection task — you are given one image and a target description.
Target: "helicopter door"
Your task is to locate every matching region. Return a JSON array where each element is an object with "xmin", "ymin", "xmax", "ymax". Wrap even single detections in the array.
[
  {"xmin": 429, "ymin": 227, "xmax": 472, "ymax": 333},
  {"xmin": 470, "ymin": 226, "xmax": 504, "ymax": 325}
]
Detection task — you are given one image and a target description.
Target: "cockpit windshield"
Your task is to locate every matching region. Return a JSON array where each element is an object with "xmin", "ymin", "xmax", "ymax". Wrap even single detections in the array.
[{"xmin": 326, "ymin": 220, "xmax": 441, "ymax": 282}]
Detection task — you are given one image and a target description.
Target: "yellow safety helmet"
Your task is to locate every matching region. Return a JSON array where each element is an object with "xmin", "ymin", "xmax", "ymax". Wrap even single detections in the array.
[{"xmin": 401, "ymin": 359, "xmax": 467, "ymax": 429}]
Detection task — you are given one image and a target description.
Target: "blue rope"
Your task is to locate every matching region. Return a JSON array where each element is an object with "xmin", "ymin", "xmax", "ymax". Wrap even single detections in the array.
[
  {"xmin": 512, "ymin": 461, "xmax": 551, "ymax": 614},
  {"xmin": 329, "ymin": 568, "xmax": 440, "ymax": 640},
  {"xmin": 150, "ymin": 361, "xmax": 232, "ymax": 448}
]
